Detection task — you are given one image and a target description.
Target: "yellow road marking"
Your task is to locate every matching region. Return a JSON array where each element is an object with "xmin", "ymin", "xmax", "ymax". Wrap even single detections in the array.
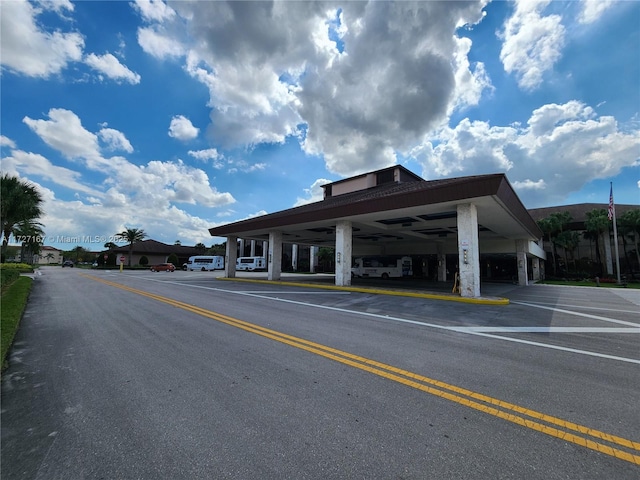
[{"xmin": 82, "ymin": 273, "xmax": 640, "ymax": 465}]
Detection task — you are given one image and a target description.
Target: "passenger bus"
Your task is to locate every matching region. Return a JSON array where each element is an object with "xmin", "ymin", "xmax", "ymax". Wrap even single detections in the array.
[
  {"xmin": 236, "ymin": 256, "xmax": 266, "ymax": 271},
  {"xmin": 187, "ymin": 255, "xmax": 224, "ymax": 271},
  {"xmin": 351, "ymin": 256, "xmax": 412, "ymax": 279}
]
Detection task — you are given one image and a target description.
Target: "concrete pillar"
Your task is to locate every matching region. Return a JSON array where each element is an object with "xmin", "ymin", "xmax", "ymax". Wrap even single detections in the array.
[
  {"xmin": 310, "ymin": 246, "xmax": 317, "ymax": 273},
  {"xmin": 262, "ymin": 241, "xmax": 268, "ymax": 257},
  {"xmin": 225, "ymin": 235, "xmax": 238, "ymax": 278},
  {"xmin": 516, "ymin": 239, "xmax": 529, "ymax": 286},
  {"xmin": 268, "ymin": 231, "xmax": 282, "ymax": 281},
  {"xmin": 239, "ymin": 238, "xmax": 245, "ymax": 257},
  {"xmin": 291, "ymin": 244, "xmax": 298, "ymax": 271},
  {"xmin": 456, "ymin": 203, "xmax": 480, "ymax": 298},
  {"xmin": 250, "ymin": 240, "xmax": 256, "ymax": 257},
  {"xmin": 532, "ymin": 257, "xmax": 540, "ymax": 281},
  {"xmin": 335, "ymin": 221, "xmax": 352, "ymax": 286},
  {"xmin": 437, "ymin": 242, "xmax": 447, "ymax": 282}
]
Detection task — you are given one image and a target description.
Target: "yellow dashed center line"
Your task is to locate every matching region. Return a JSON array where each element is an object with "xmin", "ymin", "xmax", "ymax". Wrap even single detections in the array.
[{"xmin": 83, "ymin": 273, "xmax": 640, "ymax": 465}]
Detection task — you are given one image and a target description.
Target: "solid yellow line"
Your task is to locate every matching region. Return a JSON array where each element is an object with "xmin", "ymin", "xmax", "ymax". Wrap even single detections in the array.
[
  {"xmin": 82, "ymin": 274, "xmax": 639, "ymax": 464},
  {"xmin": 216, "ymin": 276, "xmax": 510, "ymax": 305}
]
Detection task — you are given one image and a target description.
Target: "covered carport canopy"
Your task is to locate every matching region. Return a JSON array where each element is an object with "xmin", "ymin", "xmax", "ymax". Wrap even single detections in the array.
[{"xmin": 209, "ymin": 168, "xmax": 544, "ymax": 297}]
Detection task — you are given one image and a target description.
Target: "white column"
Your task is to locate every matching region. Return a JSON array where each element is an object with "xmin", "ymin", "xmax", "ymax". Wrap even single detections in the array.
[
  {"xmin": 268, "ymin": 231, "xmax": 282, "ymax": 281},
  {"xmin": 335, "ymin": 221, "xmax": 353, "ymax": 286},
  {"xmin": 239, "ymin": 238, "xmax": 245, "ymax": 258},
  {"xmin": 310, "ymin": 246, "xmax": 317, "ymax": 273},
  {"xmin": 516, "ymin": 239, "xmax": 529, "ymax": 286},
  {"xmin": 225, "ymin": 236, "xmax": 237, "ymax": 278},
  {"xmin": 457, "ymin": 203, "xmax": 480, "ymax": 298},
  {"xmin": 292, "ymin": 244, "xmax": 298, "ymax": 272},
  {"xmin": 262, "ymin": 241, "xmax": 268, "ymax": 257},
  {"xmin": 250, "ymin": 240, "xmax": 256, "ymax": 257},
  {"xmin": 532, "ymin": 257, "xmax": 540, "ymax": 281}
]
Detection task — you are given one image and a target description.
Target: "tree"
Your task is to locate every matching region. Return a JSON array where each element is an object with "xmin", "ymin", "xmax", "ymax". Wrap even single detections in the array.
[
  {"xmin": 537, "ymin": 211, "xmax": 571, "ymax": 276},
  {"xmin": 45, "ymin": 252, "xmax": 55, "ymax": 264},
  {"xmin": 317, "ymin": 247, "xmax": 335, "ymax": 273},
  {"xmin": 208, "ymin": 242, "xmax": 226, "ymax": 256},
  {"xmin": 584, "ymin": 209, "xmax": 610, "ymax": 277},
  {"xmin": 555, "ymin": 230, "xmax": 581, "ymax": 273},
  {"xmin": 195, "ymin": 242, "xmax": 207, "ymax": 253},
  {"xmin": 167, "ymin": 253, "xmax": 179, "ymax": 266},
  {"xmin": 619, "ymin": 209, "xmax": 640, "ymax": 273},
  {"xmin": 1, "ymin": 174, "xmax": 43, "ymax": 257},
  {"xmin": 116, "ymin": 227, "xmax": 147, "ymax": 266},
  {"xmin": 13, "ymin": 219, "xmax": 44, "ymax": 264}
]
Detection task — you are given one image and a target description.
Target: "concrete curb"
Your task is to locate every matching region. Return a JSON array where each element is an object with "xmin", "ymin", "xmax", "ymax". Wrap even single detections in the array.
[{"xmin": 216, "ymin": 276, "xmax": 509, "ymax": 305}]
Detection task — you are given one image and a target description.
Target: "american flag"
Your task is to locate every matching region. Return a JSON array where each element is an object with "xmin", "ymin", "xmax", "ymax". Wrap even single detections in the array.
[{"xmin": 608, "ymin": 184, "xmax": 614, "ymax": 221}]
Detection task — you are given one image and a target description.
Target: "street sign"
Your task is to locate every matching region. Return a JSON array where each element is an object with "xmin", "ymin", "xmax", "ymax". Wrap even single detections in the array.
[{"xmin": 120, "ymin": 256, "xmax": 125, "ymax": 263}]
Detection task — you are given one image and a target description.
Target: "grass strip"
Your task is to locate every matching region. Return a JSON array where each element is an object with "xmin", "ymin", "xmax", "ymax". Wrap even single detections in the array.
[{"xmin": 1, "ymin": 276, "xmax": 33, "ymax": 371}]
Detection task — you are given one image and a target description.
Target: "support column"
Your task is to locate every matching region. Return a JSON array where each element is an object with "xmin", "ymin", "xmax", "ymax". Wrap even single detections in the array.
[
  {"xmin": 250, "ymin": 240, "xmax": 256, "ymax": 257},
  {"xmin": 268, "ymin": 231, "xmax": 282, "ymax": 281},
  {"xmin": 532, "ymin": 257, "xmax": 540, "ymax": 281},
  {"xmin": 225, "ymin": 236, "xmax": 237, "ymax": 278},
  {"xmin": 457, "ymin": 203, "xmax": 480, "ymax": 298},
  {"xmin": 239, "ymin": 238, "xmax": 245, "ymax": 257},
  {"xmin": 262, "ymin": 241, "xmax": 268, "ymax": 257},
  {"xmin": 310, "ymin": 246, "xmax": 317, "ymax": 273},
  {"xmin": 516, "ymin": 239, "xmax": 529, "ymax": 286},
  {"xmin": 292, "ymin": 244, "xmax": 298, "ymax": 272},
  {"xmin": 437, "ymin": 242, "xmax": 447, "ymax": 282},
  {"xmin": 335, "ymin": 221, "xmax": 352, "ymax": 286}
]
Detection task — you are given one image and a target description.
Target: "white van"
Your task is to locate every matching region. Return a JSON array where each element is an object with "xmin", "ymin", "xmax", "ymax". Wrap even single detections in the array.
[
  {"xmin": 351, "ymin": 256, "xmax": 412, "ymax": 279},
  {"xmin": 188, "ymin": 255, "xmax": 224, "ymax": 271},
  {"xmin": 236, "ymin": 256, "xmax": 266, "ymax": 271}
]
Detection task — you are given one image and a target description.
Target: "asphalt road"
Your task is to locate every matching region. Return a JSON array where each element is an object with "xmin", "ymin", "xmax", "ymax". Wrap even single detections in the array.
[{"xmin": 2, "ymin": 267, "xmax": 639, "ymax": 479}]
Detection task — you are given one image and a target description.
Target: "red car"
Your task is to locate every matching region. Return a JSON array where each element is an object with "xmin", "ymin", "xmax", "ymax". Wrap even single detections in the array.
[{"xmin": 150, "ymin": 263, "xmax": 175, "ymax": 272}]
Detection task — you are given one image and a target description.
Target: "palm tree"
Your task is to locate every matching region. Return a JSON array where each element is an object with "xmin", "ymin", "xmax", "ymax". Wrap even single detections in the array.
[
  {"xmin": 13, "ymin": 219, "xmax": 45, "ymax": 264},
  {"xmin": 116, "ymin": 227, "xmax": 147, "ymax": 266},
  {"xmin": 1, "ymin": 174, "xmax": 43, "ymax": 257},
  {"xmin": 195, "ymin": 242, "xmax": 207, "ymax": 253},
  {"xmin": 537, "ymin": 211, "xmax": 571, "ymax": 276},
  {"xmin": 619, "ymin": 209, "xmax": 640, "ymax": 273},
  {"xmin": 45, "ymin": 252, "xmax": 55, "ymax": 264},
  {"xmin": 585, "ymin": 209, "xmax": 610, "ymax": 277}
]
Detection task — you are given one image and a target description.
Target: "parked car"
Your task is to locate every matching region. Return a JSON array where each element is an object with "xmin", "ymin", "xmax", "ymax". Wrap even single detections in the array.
[
  {"xmin": 62, "ymin": 260, "xmax": 74, "ymax": 268},
  {"xmin": 150, "ymin": 263, "xmax": 175, "ymax": 272}
]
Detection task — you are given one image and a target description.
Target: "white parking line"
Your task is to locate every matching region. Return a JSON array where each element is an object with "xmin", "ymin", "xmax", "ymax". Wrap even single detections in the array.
[{"xmin": 127, "ymin": 276, "xmax": 640, "ymax": 365}]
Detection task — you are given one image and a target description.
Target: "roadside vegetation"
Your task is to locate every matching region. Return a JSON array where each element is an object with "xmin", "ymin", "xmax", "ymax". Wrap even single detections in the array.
[{"xmin": 1, "ymin": 272, "xmax": 33, "ymax": 371}]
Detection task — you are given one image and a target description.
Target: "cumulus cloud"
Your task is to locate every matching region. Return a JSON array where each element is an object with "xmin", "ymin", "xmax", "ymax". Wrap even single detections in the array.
[
  {"xmin": 294, "ymin": 178, "xmax": 332, "ymax": 206},
  {"xmin": 137, "ymin": 0, "xmax": 491, "ymax": 176},
  {"xmin": 168, "ymin": 115, "xmax": 199, "ymax": 141},
  {"xmin": 10, "ymin": 106, "xmax": 238, "ymax": 246},
  {"xmin": 1, "ymin": 135, "xmax": 17, "ymax": 149},
  {"xmin": 499, "ymin": 0, "xmax": 565, "ymax": 91},
  {"xmin": 412, "ymin": 101, "xmax": 640, "ymax": 207},
  {"xmin": 84, "ymin": 53, "xmax": 141, "ymax": 84},
  {"xmin": 0, "ymin": 0, "xmax": 84, "ymax": 77},
  {"xmin": 98, "ymin": 127, "xmax": 134, "ymax": 153},
  {"xmin": 579, "ymin": 0, "xmax": 616, "ymax": 24}
]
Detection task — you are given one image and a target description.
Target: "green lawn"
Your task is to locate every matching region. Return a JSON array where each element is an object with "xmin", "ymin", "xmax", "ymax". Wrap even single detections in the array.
[
  {"xmin": 538, "ymin": 279, "xmax": 640, "ymax": 289},
  {"xmin": 1, "ymin": 276, "xmax": 33, "ymax": 371}
]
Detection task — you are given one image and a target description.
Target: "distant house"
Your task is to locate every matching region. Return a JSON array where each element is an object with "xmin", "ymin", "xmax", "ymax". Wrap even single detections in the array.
[
  {"xmin": 35, "ymin": 246, "xmax": 63, "ymax": 265},
  {"xmin": 111, "ymin": 239, "xmax": 205, "ymax": 266}
]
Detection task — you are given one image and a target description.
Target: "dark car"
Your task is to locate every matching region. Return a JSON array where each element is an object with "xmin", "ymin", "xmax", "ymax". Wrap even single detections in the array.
[
  {"xmin": 150, "ymin": 263, "xmax": 175, "ymax": 272},
  {"xmin": 62, "ymin": 260, "xmax": 74, "ymax": 268}
]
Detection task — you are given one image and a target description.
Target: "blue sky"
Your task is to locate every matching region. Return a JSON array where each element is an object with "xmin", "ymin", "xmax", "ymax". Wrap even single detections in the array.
[{"xmin": 1, "ymin": 0, "xmax": 638, "ymax": 251}]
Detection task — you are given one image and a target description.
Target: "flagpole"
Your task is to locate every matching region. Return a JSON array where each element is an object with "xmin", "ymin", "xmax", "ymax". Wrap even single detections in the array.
[{"xmin": 609, "ymin": 182, "xmax": 622, "ymax": 284}]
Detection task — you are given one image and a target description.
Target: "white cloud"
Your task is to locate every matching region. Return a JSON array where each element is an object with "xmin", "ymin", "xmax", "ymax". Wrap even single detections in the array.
[
  {"xmin": 168, "ymin": 115, "xmax": 199, "ymax": 141},
  {"xmin": 294, "ymin": 178, "xmax": 332, "ymax": 206},
  {"xmin": 84, "ymin": 53, "xmax": 141, "ymax": 84},
  {"xmin": 1, "ymin": 135, "xmax": 16, "ymax": 149},
  {"xmin": 139, "ymin": 1, "xmax": 489, "ymax": 177},
  {"xmin": 1, "ymin": 149, "xmax": 99, "ymax": 196},
  {"xmin": 413, "ymin": 101, "xmax": 640, "ymax": 207},
  {"xmin": 137, "ymin": 26, "xmax": 184, "ymax": 59},
  {"xmin": 132, "ymin": 0, "xmax": 176, "ymax": 23},
  {"xmin": 188, "ymin": 148, "xmax": 222, "ymax": 161},
  {"xmin": 499, "ymin": 0, "xmax": 565, "ymax": 91},
  {"xmin": 0, "ymin": 0, "xmax": 84, "ymax": 77},
  {"xmin": 98, "ymin": 128, "xmax": 134, "ymax": 153},
  {"xmin": 579, "ymin": 0, "xmax": 616, "ymax": 24}
]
